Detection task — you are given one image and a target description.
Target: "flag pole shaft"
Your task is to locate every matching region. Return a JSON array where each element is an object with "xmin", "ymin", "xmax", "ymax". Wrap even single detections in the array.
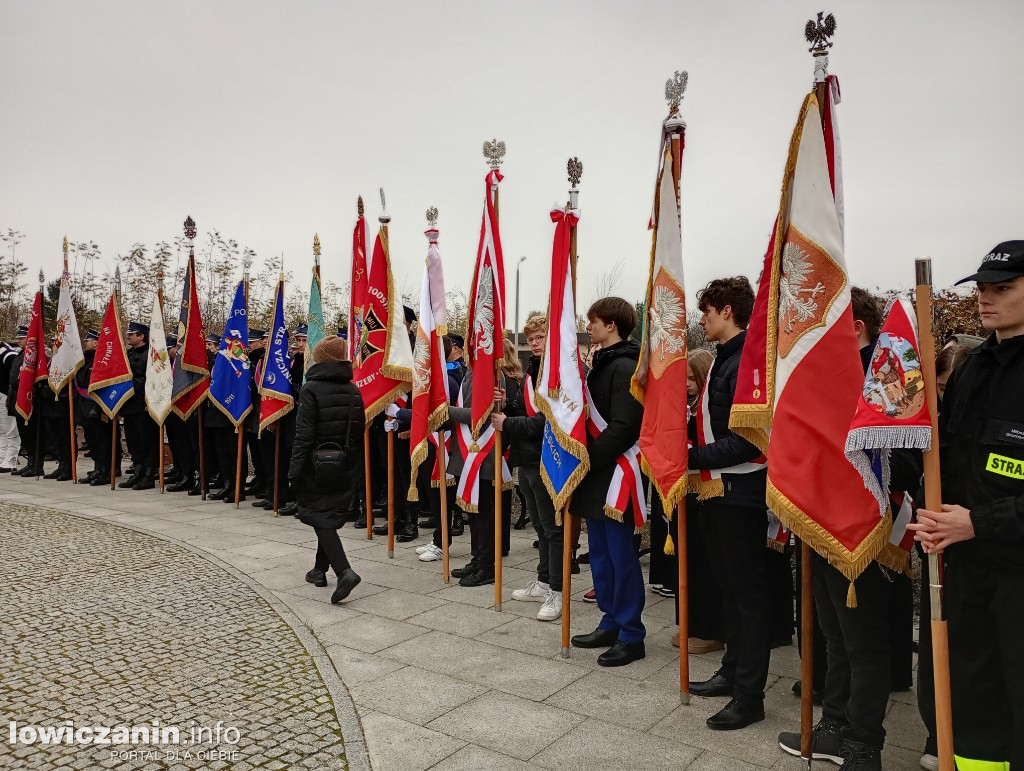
[
  {"xmin": 273, "ymin": 425, "xmax": 281, "ymax": 517},
  {"xmin": 158, "ymin": 424, "xmax": 165, "ymax": 492},
  {"xmin": 560, "ymin": 206, "xmax": 580, "ymax": 658},
  {"xmin": 387, "ymin": 430, "xmax": 395, "ymax": 559},
  {"xmin": 33, "ymin": 401, "xmax": 43, "ymax": 479},
  {"xmin": 438, "ymin": 431, "xmax": 450, "ymax": 584},
  {"xmin": 915, "ymin": 258, "xmax": 955, "ymax": 771},
  {"xmin": 494, "ymin": 182, "xmax": 504, "ymax": 613},
  {"xmin": 67, "ymin": 383, "xmax": 78, "ymax": 483},
  {"xmin": 364, "ymin": 426, "xmax": 373, "ymax": 540},
  {"xmin": 198, "ymin": 402, "xmax": 207, "ymax": 500},
  {"xmin": 800, "ymin": 539, "xmax": 814, "ymax": 763},
  {"xmin": 109, "ymin": 415, "xmax": 117, "ymax": 490},
  {"xmin": 234, "ymin": 426, "xmax": 243, "ymax": 508}
]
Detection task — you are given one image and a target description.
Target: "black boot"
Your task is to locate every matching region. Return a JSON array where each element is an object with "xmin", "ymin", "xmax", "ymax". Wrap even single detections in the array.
[
  {"xmin": 838, "ymin": 740, "xmax": 882, "ymax": 770},
  {"xmin": 54, "ymin": 463, "xmax": 73, "ymax": 482},
  {"xmin": 132, "ymin": 468, "xmax": 156, "ymax": 490},
  {"xmin": 89, "ymin": 469, "xmax": 110, "ymax": 486},
  {"xmin": 118, "ymin": 468, "xmax": 142, "ymax": 489},
  {"xmin": 514, "ymin": 511, "xmax": 529, "ymax": 530},
  {"xmin": 450, "ymin": 509, "xmax": 465, "ymax": 537},
  {"xmin": 396, "ymin": 516, "xmax": 418, "ymax": 543},
  {"xmin": 167, "ymin": 473, "xmax": 195, "ymax": 493},
  {"xmin": 187, "ymin": 477, "xmax": 204, "ymax": 496},
  {"xmin": 79, "ymin": 468, "xmax": 98, "ymax": 484},
  {"xmin": 44, "ymin": 464, "xmax": 62, "ymax": 480}
]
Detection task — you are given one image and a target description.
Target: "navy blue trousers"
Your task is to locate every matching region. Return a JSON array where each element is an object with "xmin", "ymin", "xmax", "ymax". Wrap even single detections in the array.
[{"xmin": 587, "ymin": 514, "xmax": 646, "ymax": 644}]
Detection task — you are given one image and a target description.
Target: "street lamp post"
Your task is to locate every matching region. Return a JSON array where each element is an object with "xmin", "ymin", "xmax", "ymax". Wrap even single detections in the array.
[{"xmin": 514, "ymin": 255, "xmax": 526, "ymax": 349}]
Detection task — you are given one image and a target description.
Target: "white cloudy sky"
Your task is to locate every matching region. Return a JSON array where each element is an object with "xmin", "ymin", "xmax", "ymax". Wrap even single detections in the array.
[{"xmin": 2, "ymin": 0, "xmax": 1021, "ymax": 324}]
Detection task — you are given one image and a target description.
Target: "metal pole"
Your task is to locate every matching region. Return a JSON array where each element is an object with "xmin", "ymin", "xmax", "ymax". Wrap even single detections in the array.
[
  {"xmin": 364, "ymin": 426, "xmax": 373, "ymax": 540},
  {"xmin": 273, "ymin": 426, "xmax": 281, "ymax": 516},
  {"xmin": 109, "ymin": 416, "xmax": 117, "ymax": 490},
  {"xmin": 387, "ymin": 430, "xmax": 395, "ymax": 559},
  {"xmin": 67, "ymin": 382, "xmax": 78, "ymax": 483},
  {"xmin": 438, "ymin": 432, "xmax": 450, "ymax": 584},
  {"xmin": 198, "ymin": 402, "xmax": 207, "ymax": 500}
]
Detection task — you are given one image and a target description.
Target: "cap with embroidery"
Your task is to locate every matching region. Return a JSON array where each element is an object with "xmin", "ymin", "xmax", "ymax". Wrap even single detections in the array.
[
  {"xmin": 206, "ymin": 334, "xmax": 221, "ymax": 344},
  {"xmin": 293, "ymin": 323, "xmax": 308, "ymax": 337},
  {"xmin": 248, "ymin": 329, "xmax": 267, "ymax": 343},
  {"xmin": 956, "ymin": 240, "xmax": 1024, "ymax": 285},
  {"xmin": 16, "ymin": 325, "xmax": 29, "ymax": 338},
  {"xmin": 447, "ymin": 333, "xmax": 464, "ymax": 349},
  {"xmin": 85, "ymin": 328, "xmax": 100, "ymax": 341}
]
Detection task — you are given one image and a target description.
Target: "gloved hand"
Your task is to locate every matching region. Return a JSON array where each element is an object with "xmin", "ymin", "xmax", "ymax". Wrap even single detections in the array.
[
  {"xmin": 384, "ymin": 418, "xmax": 399, "ymax": 432},
  {"xmin": 385, "ymin": 404, "xmax": 400, "ymax": 418}
]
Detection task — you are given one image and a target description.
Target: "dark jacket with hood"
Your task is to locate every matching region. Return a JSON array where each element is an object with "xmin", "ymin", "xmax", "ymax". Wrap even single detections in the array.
[
  {"xmin": 687, "ymin": 330, "xmax": 767, "ymax": 509},
  {"xmin": 288, "ymin": 360, "xmax": 366, "ymax": 529},
  {"xmin": 502, "ymin": 354, "xmax": 544, "ymax": 468},
  {"xmin": 572, "ymin": 340, "xmax": 644, "ymax": 521}
]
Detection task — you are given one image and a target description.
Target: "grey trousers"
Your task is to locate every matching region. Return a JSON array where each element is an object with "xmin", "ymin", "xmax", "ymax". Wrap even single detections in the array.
[{"xmin": 519, "ymin": 464, "xmax": 563, "ymax": 591}]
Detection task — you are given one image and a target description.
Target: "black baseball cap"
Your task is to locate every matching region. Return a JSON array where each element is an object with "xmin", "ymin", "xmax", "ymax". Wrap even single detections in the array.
[{"xmin": 956, "ymin": 240, "xmax": 1024, "ymax": 285}]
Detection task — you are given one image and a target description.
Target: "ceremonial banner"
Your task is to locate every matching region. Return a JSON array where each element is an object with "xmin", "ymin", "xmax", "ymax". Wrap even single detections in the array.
[
  {"xmin": 585, "ymin": 390, "xmax": 647, "ymax": 530},
  {"xmin": 632, "ymin": 147, "xmax": 690, "ymax": 510},
  {"xmin": 349, "ymin": 210, "xmax": 369, "ymax": 363},
  {"xmin": 15, "ymin": 290, "xmax": 48, "ymax": 420},
  {"xmin": 304, "ymin": 264, "xmax": 327, "ymax": 382},
  {"xmin": 88, "ymin": 290, "xmax": 134, "ymax": 419},
  {"xmin": 145, "ymin": 294, "xmax": 173, "ymax": 424},
  {"xmin": 209, "ymin": 281, "xmax": 252, "ymax": 427},
  {"xmin": 171, "ymin": 252, "xmax": 209, "ymax": 418},
  {"xmin": 845, "ymin": 297, "xmax": 930, "ymax": 572},
  {"xmin": 729, "ymin": 80, "xmax": 884, "ymax": 582},
  {"xmin": 536, "ymin": 208, "xmax": 589, "ymax": 515},
  {"xmin": 466, "ymin": 169, "xmax": 506, "ymax": 439},
  {"xmin": 258, "ymin": 276, "xmax": 294, "ymax": 433},
  {"xmin": 352, "ymin": 224, "xmax": 413, "ymax": 420},
  {"xmin": 408, "ymin": 226, "xmax": 450, "ymax": 500},
  {"xmin": 48, "ymin": 269, "xmax": 84, "ymax": 396}
]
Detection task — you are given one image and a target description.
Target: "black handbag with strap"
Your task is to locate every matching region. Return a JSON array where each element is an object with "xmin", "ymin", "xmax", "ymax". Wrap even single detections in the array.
[{"xmin": 311, "ymin": 403, "xmax": 354, "ymax": 492}]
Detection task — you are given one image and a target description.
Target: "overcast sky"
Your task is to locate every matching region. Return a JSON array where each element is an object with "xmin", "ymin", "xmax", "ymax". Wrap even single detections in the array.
[{"xmin": 2, "ymin": 0, "xmax": 1021, "ymax": 325}]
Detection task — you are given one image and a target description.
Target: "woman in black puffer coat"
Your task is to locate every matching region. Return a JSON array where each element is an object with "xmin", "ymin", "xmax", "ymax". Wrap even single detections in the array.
[{"xmin": 288, "ymin": 337, "xmax": 366, "ymax": 604}]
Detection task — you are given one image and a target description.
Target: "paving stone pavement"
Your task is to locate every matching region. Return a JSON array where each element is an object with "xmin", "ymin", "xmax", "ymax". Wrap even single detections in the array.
[{"xmin": 0, "ymin": 461, "xmax": 930, "ymax": 770}]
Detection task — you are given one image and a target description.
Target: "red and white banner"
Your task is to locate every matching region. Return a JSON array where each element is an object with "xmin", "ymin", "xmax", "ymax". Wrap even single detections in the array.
[
  {"xmin": 455, "ymin": 391, "xmax": 511, "ymax": 512},
  {"xmin": 409, "ymin": 227, "xmax": 451, "ymax": 500},
  {"xmin": 466, "ymin": 169, "xmax": 506, "ymax": 439},
  {"xmin": 729, "ymin": 78, "xmax": 884, "ymax": 583},
  {"xmin": 353, "ymin": 224, "xmax": 413, "ymax": 421},
  {"xmin": 16, "ymin": 290, "xmax": 48, "ymax": 421},
  {"xmin": 349, "ymin": 211, "xmax": 369, "ymax": 363},
  {"xmin": 632, "ymin": 144, "xmax": 690, "ymax": 512},
  {"xmin": 585, "ymin": 389, "xmax": 647, "ymax": 530}
]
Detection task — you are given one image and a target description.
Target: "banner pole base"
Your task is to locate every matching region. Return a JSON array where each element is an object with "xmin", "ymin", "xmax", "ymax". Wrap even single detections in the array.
[
  {"xmin": 388, "ymin": 550, "xmax": 394, "ymax": 560},
  {"xmin": 560, "ymin": 647, "xmax": 569, "ymax": 659},
  {"xmin": 495, "ymin": 602, "xmax": 502, "ymax": 613},
  {"xmin": 679, "ymin": 693, "xmax": 690, "ymax": 706}
]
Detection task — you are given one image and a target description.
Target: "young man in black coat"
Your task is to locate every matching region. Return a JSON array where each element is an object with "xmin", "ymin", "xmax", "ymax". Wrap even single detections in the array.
[
  {"xmin": 119, "ymin": 321, "xmax": 158, "ymax": 490},
  {"xmin": 687, "ymin": 277, "xmax": 772, "ymax": 731},
  {"xmin": 289, "ymin": 336, "xmax": 364, "ymax": 603},
  {"xmin": 569, "ymin": 297, "xmax": 647, "ymax": 667}
]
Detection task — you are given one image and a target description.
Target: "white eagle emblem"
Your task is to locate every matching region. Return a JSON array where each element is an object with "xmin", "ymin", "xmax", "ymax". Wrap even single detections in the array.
[
  {"xmin": 649, "ymin": 284, "xmax": 686, "ymax": 361},
  {"xmin": 778, "ymin": 242, "xmax": 826, "ymax": 333},
  {"xmin": 412, "ymin": 331, "xmax": 431, "ymax": 395},
  {"xmin": 472, "ymin": 265, "xmax": 495, "ymax": 356}
]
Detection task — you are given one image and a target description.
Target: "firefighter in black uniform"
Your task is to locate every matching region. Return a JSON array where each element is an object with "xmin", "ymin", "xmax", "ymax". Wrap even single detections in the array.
[
  {"xmin": 76, "ymin": 329, "xmax": 109, "ymax": 484},
  {"xmin": 910, "ymin": 240, "xmax": 1024, "ymax": 770},
  {"xmin": 118, "ymin": 321, "xmax": 157, "ymax": 490}
]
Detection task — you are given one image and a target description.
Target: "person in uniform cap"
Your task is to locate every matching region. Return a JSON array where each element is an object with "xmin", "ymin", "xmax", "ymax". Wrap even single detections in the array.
[
  {"xmin": 75, "ymin": 328, "xmax": 119, "ymax": 485},
  {"xmin": 117, "ymin": 321, "xmax": 157, "ymax": 490},
  {"xmin": 446, "ymin": 333, "xmax": 467, "ymax": 388},
  {"xmin": 206, "ymin": 334, "xmax": 220, "ymax": 355},
  {"xmin": 909, "ymin": 240, "xmax": 1024, "ymax": 771},
  {"xmin": 337, "ymin": 326, "xmax": 347, "ymax": 340}
]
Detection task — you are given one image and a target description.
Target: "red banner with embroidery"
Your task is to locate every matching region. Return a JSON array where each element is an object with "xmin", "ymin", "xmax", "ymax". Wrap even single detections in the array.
[
  {"xmin": 15, "ymin": 290, "xmax": 48, "ymax": 420},
  {"xmin": 585, "ymin": 387, "xmax": 647, "ymax": 529},
  {"xmin": 454, "ymin": 390, "xmax": 511, "ymax": 512},
  {"xmin": 466, "ymin": 170, "xmax": 506, "ymax": 439},
  {"xmin": 349, "ymin": 211, "xmax": 369, "ymax": 363}
]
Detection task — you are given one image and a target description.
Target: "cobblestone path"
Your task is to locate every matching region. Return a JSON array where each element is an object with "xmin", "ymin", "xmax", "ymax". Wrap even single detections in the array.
[{"xmin": 0, "ymin": 502, "xmax": 349, "ymax": 771}]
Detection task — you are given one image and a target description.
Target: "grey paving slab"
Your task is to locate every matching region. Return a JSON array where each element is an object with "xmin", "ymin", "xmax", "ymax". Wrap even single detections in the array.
[
  {"xmin": 349, "ymin": 666, "xmax": 487, "ymax": 726},
  {"xmin": 427, "ymin": 691, "xmax": 584, "ymax": 761},
  {"xmin": 543, "ymin": 669, "xmax": 682, "ymax": 732},
  {"xmin": 428, "ymin": 744, "xmax": 547, "ymax": 771},
  {"xmin": 360, "ymin": 711, "xmax": 465, "ymax": 771},
  {"xmin": 321, "ymin": 644, "xmax": 407, "ymax": 688},
  {"xmin": 315, "ymin": 613, "xmax": 429, "ymax": 654},
  {"xmin": 345, "ymin": 588, "xmax": 448, "ymax": 621},
  {"xmin": 406, "ymin": 600, "xmax": 518, "ymax": 638},
  {"xmin": 530, "ymin": 716, "xmax": 703, "ymax": 771}
]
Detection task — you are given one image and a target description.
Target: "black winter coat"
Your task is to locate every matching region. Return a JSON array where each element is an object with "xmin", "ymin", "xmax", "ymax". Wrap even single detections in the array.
[
  {"xmin": 688, "ymin": 331, "xmax": 766, "ymax": 509},
  {"xmin": 502, "ymin": 355, "xmax": 544, "ymax": 468},
  {"xmin": 244, "ymin": 347, "xmax": 265, "ymax": 435},
  {"xmin": 75, "ymin": 350, "xmax": 100, "ymax": 425},
  {"xmin": 121, "ymin": 343, "xmax": 148, "ymax": 415},
  {"xmin": 572, "ymin": 340, "xmax": 644, "ymax": 521},
  {"xmin": 288, "ymin": 360, "xmax": 366, "ymax": 529},
  {"xmin": 5, "ymin": 351, "xmax": 23, "ymax": 416},
  {"xmin": 203, "ymin": 349, "xmax": 232, "ymax": 429}
]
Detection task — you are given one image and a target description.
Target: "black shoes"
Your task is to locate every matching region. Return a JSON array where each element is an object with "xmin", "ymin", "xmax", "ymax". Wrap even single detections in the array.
[
  {"xmin": 458, "ymin": 570, "xmax": 495, "ymax": 587},
  {"xmin": 167, "ymin": 475, "xmax": 194, "ymax": 493},
  {"xmin": 513, "ymin": 512, "xmax": 530, "ymax": 530},
  {"xmin": 597, "ymin": 640, "xmax": 646, "ymax": 667},
  {"xmin": 209, "ymin": 487, "xmax": 231, "ymax": 501},
  {"xmin": 689, "ymin": 673, "xmax": 734, "ymax": 698},
  {"xmin": 132, "ymin": 470, "xmax": 155, "ymax": 490},
  {"xmin": 90, "ymin": 470, "xmax": 110, "ymax": 486},
  {"xmin": 54, "ymin": 464, "xmax": 73, "ymax": 482},
  {"xmin": 372, "ymin": 522, "xmax": 389, "ymax": 536},
  {"xmin": 331, "ymin": 569, "xmax": 361, "ymax": 604},
  {"xmin": 305, "ymin": 569, "xmax": 328, "ymax": 588},
  {"xmin": 279, "ymin": 502, "xmax": 298, "ymax": 517},
  {"xmin": 706, "ymin": 698, "xmax": 765, "ymax": 731},
  {"xmin": 779, "ymin": 718, "xmax": 844, "ymax": 764},
  {"xmin": 450, "ymin": 562, "xmax": 478, "ymax": 579},
  {"xmin": 43, "ymin": 465, "xmax": 63, "ymax": 480},
  {"xmin": 570, "ymin": 627, "xmax": 619, "ymax": 649},
  {"xmin": 118, "ymin": 470, "xmax": 142, "ymax": 489},
  {"xmin": 187, "ymin": 480, "xmax": 204, "ymax": 496},
  {"xmin": 838, "ymin": 739, "xmax": 881, "ymax": 770},
  {"xmin": 450, "ymin": 517, "xmax": 464, "ymax": 537},
  {"xmin": 396, "ymin": 526, "xmax": 418, "ymax": 543}
]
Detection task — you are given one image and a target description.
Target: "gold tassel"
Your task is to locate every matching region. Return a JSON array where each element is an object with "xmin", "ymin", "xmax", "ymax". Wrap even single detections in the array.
[
  {"xmin": 846, "ymin": 581, "xmax": 858, "ymax": 609},
  {"xmin": 664, "ymin": 533, "xmax": 675, "ymax": 556}
]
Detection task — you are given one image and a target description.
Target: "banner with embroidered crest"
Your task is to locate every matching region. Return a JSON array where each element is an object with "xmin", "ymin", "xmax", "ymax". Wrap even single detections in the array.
[
  {"xmin": 209, "ymin": 281, "xmax": 252, "ymax": 427},
  {"xmin": 258, "ymin": 274, "xmax": 294, "ymax": 433},
  {"xmin": 536, "ymin": 207, "xmax": 589, "ymax": 516},
  {"xmin": 144, "ymin": 292, "xmax": 173, "ymax": 424},
  {"xmin": 16, "ymin": 289, "xmax": 49, "ymax": 421},
  {"xmin": 88, "ymin": 289, "xmax": 134, "ymax": 419},
  {"xmin": 466, "ymin": 169, "xmax": 506, "ymax": 440},
  {"xmin": 728, "ymin": 75, "xmax": 883, "ymax": 583},
  {"xmin": 171, "ymin": 251, "xmax": 209, "ymax": 419},
  {"xmin": 48, "ymin": 269, "xmax": 84, "ymax": 397},
  {"xmin": 349, "ymin": 206, "xmax": 369, "ymax": 364},
  {"xmin": 352, "ymin": 220, "xmax": 413, "ymax": 421},
  {"xmin": 408, "ymin": 225, "xmax": 450, "ymax": 500},
  {"xmin": 845, "ymin": 297, "xmax": 931, "ymax": 572},
  {"xmin": 631, "ymin": 145, "xmax": 690, "ymax": 513}
]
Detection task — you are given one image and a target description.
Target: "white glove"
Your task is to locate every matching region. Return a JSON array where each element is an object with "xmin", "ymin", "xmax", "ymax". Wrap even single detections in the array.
[
  {"xmin": 384, "ymin": 418, "xmax": 399, "ymax": 432},
  {"xmin": 385, "ymin": 404, "xmax": 400, "ymax": 418}
]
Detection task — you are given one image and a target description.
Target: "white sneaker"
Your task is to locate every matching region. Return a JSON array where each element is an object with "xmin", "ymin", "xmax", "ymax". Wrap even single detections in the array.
[
  {"xmin": 512, "ymin": 580, "xmax": 549, "ymax": 602},
  {"xmin": 418, "ymin": 544, "xmax": 444, "ymax": 562},
  {"xmin": 415, "ymin": 543, "xmax": 432, "ymax": 554},
  {"xmin": 537, "ymin": 590, "xmax": 562, "ymax": 621},
  {"xmin": 919, "ymin": 754, "xmax": 938, "ymax": 771}
]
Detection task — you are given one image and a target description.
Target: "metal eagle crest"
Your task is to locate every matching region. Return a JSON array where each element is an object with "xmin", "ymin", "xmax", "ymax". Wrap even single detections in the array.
[
  {"xmin": 805, "ymin": 12, "xmax": 836, "ymax": 53},
  {"xmin": 426, "ymin": 206, "xmax": 438, "ymax": 228},
  {"xmin": 483, "ymin": 139, "xmax": 506, "ymax": 169},
  {"xmin": 567, "ymin": 157, "xmax": 583, "ymax": 189},
  {"xmin": 665, "ymin": 70, "xmax": 688, "ymax": 112}
]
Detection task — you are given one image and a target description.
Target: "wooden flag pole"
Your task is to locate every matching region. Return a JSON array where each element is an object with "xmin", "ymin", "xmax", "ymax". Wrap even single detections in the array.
[
  {"xmin": 365, "ymin": 427, "xmax": 373, "ymax": 540},
  {"xmin": 273, "ymin": 425, "xmax": 281, "ymax": 517},
  {"xmin": 109, "ymin": 416, "xmax": 117, "ymax": 490},
  {"xmin": 62, "ymin": 241, "xmax": 79, "ymax": 484},
  {"xmin": 438, "ymin": 432, "xmax": 451, "ymax": 583},
  {"xmin": 387, "ymin": 430, "xmax": 396, "ymax": 558},
  {"xmin": 157, "ymin": 274, "xmax": 165, "ymax": 493},
  {"xmin": 560, "ymin": 157, "xmax": 582, "ymax": 658},
  {"xmin": 915, "ymin": 258, "xmax": 955, "ymax": 771},
  {"xmin": 235, "ymin": 270, "xmax": 249, "ymax": 509},
  {"xmin": 198, "ymin": 402, "xmax": 207, "ymax": 500}
]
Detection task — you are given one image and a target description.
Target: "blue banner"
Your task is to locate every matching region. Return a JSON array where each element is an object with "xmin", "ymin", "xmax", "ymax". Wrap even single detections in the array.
[
  {"xmin": 209, "ymin": 281, "xmax": 252, "ymax": 427},
  {"xmin": 541, "ymin": 421, "xmax": 586, "ymax": 505}
]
